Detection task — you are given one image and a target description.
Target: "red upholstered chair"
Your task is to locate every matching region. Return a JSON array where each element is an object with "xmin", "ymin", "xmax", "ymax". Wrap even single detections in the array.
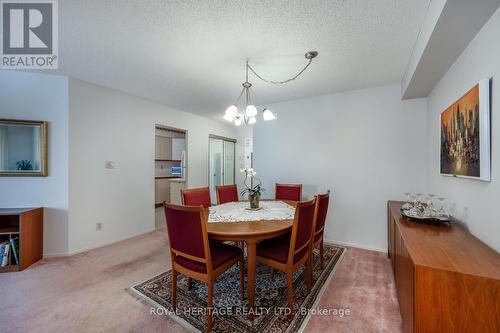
[
  {"xmin": 256, "ymin": 198, "xmax": 318, "ymax": 313},
  {"xmin": 164, "ymin": 203, "xmax": 244, "ymax": 332},
  {"xmin": 275, "ymin": 183, "xmax": 302, "ymax": 202},
  {"xmin": 216, "ymin": 184, "xmax": 239, "ymax": 204},
  {"xmin": 181, "ymin": 187, "xmax": 212, "ymax": 208},
  {"xmin": 311, "ymin": 191, "xmax": 330, "ymax": 269}
]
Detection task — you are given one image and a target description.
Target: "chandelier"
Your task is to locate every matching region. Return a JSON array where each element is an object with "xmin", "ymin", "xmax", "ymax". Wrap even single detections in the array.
[{"xmin": 223, "ymin": 51, "xmax": 319, "ymax": 126}]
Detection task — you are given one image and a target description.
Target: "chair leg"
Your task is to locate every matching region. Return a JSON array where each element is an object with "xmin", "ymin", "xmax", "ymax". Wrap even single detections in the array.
[
  {"xmin": 308, "ymin": 246, "xmax": 314, "ymax": 284},
  {"xmin": 239, "ymin": 258, "xmax": 244, "ymax": 300},
  {"xmin": 286, "ymin": 271, "xmax": 294, "ymax": 314},
  {"xmin": 172, "ymin": 269, "xmax": 177, "ymax": 311},
  {"xmin": 320, "ymin": 240, "xmax": 324, "ymax": 269},
  {"xmin": 207, "ymin": 281, "xmax": 213, "ymax": 332},
  {"xmin": 306, "ymin": 259, "xmax": 312, "ymax": 292},
  {"xmin": 187, "ymin": 277, "xmax": 192, "ymax": 290}
]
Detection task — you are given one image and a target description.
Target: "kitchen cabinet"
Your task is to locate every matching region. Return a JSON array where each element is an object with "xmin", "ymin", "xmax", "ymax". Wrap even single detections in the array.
[{"xmin": 155, "ymin": 136, "xmax": 172, "ymax": 160}]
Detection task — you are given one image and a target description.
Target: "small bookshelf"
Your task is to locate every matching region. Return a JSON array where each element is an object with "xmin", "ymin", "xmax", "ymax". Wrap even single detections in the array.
[{"xmin": 0, "ymin": 208, "xmax": 43, "ymax": 272}]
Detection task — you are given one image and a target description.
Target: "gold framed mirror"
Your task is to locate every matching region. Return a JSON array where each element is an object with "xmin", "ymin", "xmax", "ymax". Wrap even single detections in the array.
[{"xmin": 0, "ymin": 119, "xmax": 48, "ymax": 176}]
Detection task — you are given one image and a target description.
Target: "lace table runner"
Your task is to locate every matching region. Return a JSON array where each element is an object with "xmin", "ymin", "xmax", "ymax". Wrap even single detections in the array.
[{"xmin": 208, "ymin": 201, "xmax": 295, "ymax": 223}]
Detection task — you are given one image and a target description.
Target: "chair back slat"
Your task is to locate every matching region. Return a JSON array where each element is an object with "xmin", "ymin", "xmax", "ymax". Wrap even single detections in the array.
[
  {"xmin": 315, "ymin": 192, "xmax": 330, "ymax": 235},
  {"xmin": 164, "ymin": 203, "xmax": 210, "ymax": 267},
  {"xmin": 275, "ymin": 183, "xmax": 302, "ymax": 201},
  {"xmin": 288, "ymin": 198, "xmax": 316, "ymax": 263},
  {"xmin": 181, "ymin": 187, "xmax": 212, "ymax": 208},
  {"xmin": 216, "ymin": 184, "xmax": 238, "ymax": 204}
]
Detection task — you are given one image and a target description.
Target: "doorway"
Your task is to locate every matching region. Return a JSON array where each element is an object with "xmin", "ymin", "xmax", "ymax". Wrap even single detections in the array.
[
  {"xmin": 209, "ymin": 135, "xmax": 236, "ymax": 203},
  {"xmin": 154, "ymin": 125, "xmax": 187, "ymax": 230}
]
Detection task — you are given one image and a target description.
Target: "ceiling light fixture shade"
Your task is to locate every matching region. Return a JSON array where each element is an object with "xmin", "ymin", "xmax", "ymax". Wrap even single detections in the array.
[
  {"xmin": 263, "ymin": 108, "xmax": 276, "ymax": 121},
  {"xmin": 224, "ymin": 105, "xmax": 238, "ymax": 120},
  {"xmin": 245, "ymin": 105, "xmax": 257, "ymax": 117},
  {"xmin": 223, "ymin": 51, "xmax": 318, "ymax": 126}
]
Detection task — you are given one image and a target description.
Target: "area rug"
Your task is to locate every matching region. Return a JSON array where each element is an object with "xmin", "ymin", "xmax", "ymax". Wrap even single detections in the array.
[{"xmin": 129, "ymin": 244, "xmax": 346, "ymax": 333}]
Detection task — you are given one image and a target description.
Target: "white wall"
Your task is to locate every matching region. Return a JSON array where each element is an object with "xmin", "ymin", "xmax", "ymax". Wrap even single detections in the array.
[
  {"xmin": 68, "ymin": 78, "xmax": 237, "ymax": 254},
  {"xmin": 0, "ymin": 71, "xmax": 69, "ymax": 256},
  {"xmin": 252, "ymin": 85, "xmax": 427, "ymax": 251},
  {"xmin": 426, "ymin": 8, "xmax": 500, "ymax": 252}
]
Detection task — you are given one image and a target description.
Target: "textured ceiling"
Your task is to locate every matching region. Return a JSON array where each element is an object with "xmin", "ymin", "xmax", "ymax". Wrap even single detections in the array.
[{"xmin": 57, "ymin": 0, "xmax": 429, "ymax": 119}]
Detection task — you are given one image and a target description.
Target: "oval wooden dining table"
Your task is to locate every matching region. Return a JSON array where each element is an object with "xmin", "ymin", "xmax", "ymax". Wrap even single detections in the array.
[{"xmin": 205, "ymin": 200, "xmax": 296, "ymax": 320}]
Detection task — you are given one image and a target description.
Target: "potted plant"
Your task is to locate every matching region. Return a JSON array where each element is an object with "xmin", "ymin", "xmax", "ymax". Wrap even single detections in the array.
[
  {"xmin": 15, "ymin": 160, "xmax": 33, "ymax": 171},
  {"xmin": 240, "ymin": 168, "xmax": 265, "ymax": 209}
]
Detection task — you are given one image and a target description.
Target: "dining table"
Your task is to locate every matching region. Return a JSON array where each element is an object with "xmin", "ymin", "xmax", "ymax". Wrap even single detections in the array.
[{"xmin": 205, "ymin": 200, "xmax": 297, "ymax": 320}]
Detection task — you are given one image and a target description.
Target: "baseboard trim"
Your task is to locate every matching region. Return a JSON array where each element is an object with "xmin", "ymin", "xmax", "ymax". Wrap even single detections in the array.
[
  {"xmin": 324, "ymin": 238, "xmax": 387, "ymax": 253},
  {"xmin": 43, "ymin": 251, "xmax": 69, "ymax": 258}
]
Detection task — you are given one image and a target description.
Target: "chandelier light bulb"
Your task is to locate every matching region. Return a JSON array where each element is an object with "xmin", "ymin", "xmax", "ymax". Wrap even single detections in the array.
[
  {"xmin": 248, "ymin": 116, "xmax": 256, "ymax": 124},
  {"xmin": 234, "ymin": 117, "xmax": 242, "ymax": 126},
  {"xmin": 263, "ymin": 109, "xmax": 276, "ymax": 121},
  {"xmin": 245, "ymin": 104, "xmax": 257, "ymax": 117},
  {"xmin": 224, "ymin": 105, "xmax": 237, "ymax": 121}
]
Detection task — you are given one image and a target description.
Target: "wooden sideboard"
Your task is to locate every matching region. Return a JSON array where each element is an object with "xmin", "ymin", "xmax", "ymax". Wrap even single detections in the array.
[{"xmin": 387, "ymin": 201, "xmax": 500, "ymax": 333}]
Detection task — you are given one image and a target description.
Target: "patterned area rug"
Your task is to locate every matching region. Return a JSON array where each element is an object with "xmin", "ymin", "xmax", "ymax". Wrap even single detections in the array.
[{"xmin": 129, "ymin": 244, "xmax": 345, "ymax": 333}]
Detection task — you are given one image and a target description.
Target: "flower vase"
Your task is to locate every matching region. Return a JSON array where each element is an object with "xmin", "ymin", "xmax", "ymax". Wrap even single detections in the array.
[{"xmin": 249, "ymin": 193, "xmax": 260, "ymax": 209}]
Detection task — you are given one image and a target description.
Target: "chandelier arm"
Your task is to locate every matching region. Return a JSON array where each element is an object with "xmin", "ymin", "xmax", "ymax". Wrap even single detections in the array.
[
  {"xmin": 246, "ymin": 58, "xmax": 313, "ymax": 85},
  {"xmin": 234, "ymin": 86, "xmax": 246, "ymax": 105}
]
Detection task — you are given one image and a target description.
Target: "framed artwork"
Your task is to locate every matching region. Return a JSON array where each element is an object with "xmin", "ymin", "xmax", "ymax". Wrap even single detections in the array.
[{"xmin": 440, "ymin": 79, "xmax": 491, "ymax": 181}]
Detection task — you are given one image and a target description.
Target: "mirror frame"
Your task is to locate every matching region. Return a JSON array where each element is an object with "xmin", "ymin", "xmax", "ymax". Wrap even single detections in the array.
[{"xmin": 0, "ymin": 119, "xmax": 48, "ymax": 177}]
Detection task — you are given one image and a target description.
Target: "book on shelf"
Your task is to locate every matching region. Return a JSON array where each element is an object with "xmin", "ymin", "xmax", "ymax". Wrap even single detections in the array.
[
  {"xmin": 10, "ymin": 237, "xmax": 19, "ymax": 265},
  {"xmin": 0, "ymin": 242, "xmax": 5, "ymax": 265},
  {"xmin": 1, "ymin": 242, "xmax": 10, "ymax": 267}
]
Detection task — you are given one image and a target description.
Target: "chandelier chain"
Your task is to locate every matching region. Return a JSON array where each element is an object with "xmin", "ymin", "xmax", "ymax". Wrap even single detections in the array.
[{"xmin": 246, "ymin": 58, "xmax": 313, "ymax": 85}]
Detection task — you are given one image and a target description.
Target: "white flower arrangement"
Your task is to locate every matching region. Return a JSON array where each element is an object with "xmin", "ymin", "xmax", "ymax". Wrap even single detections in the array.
[{"xmin": 240, "ymin": 168, "xmax": 265, "ymax": 197}]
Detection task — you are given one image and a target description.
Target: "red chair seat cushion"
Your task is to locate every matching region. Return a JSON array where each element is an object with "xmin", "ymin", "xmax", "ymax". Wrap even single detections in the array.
[
  {"xmin": 257, "ymin": 233, "xmax": 308, "ymax": 264},
  {"xmin": 174, "ymin": 241, "xmax": 241, "ymax": 273}
]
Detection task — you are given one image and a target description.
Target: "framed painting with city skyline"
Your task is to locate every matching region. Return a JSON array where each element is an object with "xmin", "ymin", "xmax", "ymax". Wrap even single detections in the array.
[{"xmin": 440, "ymin": 79, "xmax": 491, "ymax": 181}]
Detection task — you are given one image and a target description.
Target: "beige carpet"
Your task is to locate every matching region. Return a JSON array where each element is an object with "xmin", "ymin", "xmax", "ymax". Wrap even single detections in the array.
[{"xmin": 0, "ymin": 231, "xmax": 402, "ymax": 332}]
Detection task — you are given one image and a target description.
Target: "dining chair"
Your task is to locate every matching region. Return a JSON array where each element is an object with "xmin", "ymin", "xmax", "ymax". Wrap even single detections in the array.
[
  {"xmin": 311, "ymin": 191, "xmax": 330, "ymax": 269},
  {"xmin": 216, "ymin": 184, "xmax": 239, "ymax": 204},
  {"xmin": 181, "ymin": 187, "xmax": 212, "ymax": 208},
  {"xmin": 275, "ymin": 183, "xmax": 302, "ymax": 201},
  {"xmin": 164, "ymin": 203, "xmax": 244, "ymax": 332},
  {"xmin": 256, "ymin": 198, "xmax": 318, "ymax": 313}
]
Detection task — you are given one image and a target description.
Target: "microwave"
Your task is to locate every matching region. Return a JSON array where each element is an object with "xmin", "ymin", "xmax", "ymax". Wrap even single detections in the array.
[{"xmin": 171, "ymin": 166, "xmax": 182, "ymax": 177}]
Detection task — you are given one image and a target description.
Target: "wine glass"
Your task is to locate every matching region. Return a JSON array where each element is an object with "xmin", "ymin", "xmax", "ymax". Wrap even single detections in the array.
[
  {"xmin": 416, "ymin": 193, "xmax": 423, "ymax": 205},
  {"xmin": 437, "ymin": 197, "xmax": 446, "ymax": 215},
  {"xmin": 427, "ymin": 194, "xmax": 436, "ymax": 211},
  {"xmin": 404, "ymin": 192, "xmax": 411, "ymax": 204}
]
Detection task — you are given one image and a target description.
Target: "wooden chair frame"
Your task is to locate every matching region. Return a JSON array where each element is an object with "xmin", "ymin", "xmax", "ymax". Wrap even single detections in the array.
[
  {"xmin": 180, "ymin": 187, "xmax": 212, "ymax": 207},
  {"xmin": 275, "ymin": 183, "xmax": 303, "ymax": 201},
  {"xmin": 164, "ymin": 203, "xmax": 244, "ymax": 332},
  {"xmin": 311, "ymin": 192, "xmax": 330, "ymax": 269},
  {"xmin": 215, "ymin": 184, "xmax": 238, "ymax": 205},
  {"xmin": 256, "ymin": 198, "xmax": 318, "ymax": 313}
]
